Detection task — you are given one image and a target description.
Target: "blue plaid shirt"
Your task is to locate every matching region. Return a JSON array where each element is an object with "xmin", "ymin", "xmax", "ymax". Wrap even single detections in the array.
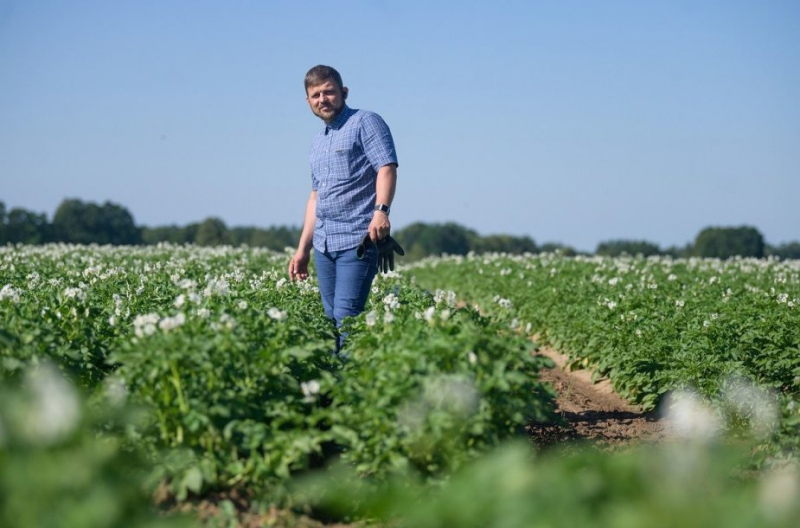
[{"xmin": 310, "ymin": 105, "xmax": 398, "ymax": 252}]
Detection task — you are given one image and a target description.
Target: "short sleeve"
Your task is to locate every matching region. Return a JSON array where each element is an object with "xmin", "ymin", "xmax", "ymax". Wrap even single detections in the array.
[{"xmin": 360, "ymin": 113, "xmax": 398, "ymax": 171}]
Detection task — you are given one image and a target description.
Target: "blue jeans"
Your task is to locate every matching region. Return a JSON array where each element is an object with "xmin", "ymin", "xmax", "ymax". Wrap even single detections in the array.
[{"xmin": 315, "ymin": 244, "xmax": 378, "ymax": 352}]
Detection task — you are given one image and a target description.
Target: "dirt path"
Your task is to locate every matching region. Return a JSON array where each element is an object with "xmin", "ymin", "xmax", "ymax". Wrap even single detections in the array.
[{"xmin": 527, "ymin": 347, "xmax": 666, "ymax": 448}]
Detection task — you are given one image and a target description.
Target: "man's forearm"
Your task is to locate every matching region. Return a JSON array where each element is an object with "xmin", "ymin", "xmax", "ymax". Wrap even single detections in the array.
[
  {"xmin": 375, "ymin": 164, "xmax": 397, "ymax": 208},
  {"xmin": 297, "ymin": 191, "xmax": 317, "ymax": 251}
]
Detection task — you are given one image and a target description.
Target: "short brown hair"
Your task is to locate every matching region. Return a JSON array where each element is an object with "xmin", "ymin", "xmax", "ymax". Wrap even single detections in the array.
[{"xmin": 304, "ymin": 65, "xmax": 344, "ymax": 93}]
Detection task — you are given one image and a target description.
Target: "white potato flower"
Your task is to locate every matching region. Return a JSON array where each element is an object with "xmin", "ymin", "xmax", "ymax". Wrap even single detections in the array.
[
  {"xmin": 0, "ymin": 284, "xmax": 21, "ymax": 303},
  {"xmin": 301, "ymin": 380, "xmax": 321, "ymax": 402},
  {"xmin": 158, "ymin": 312, "xmax": 186, "ymax": 332},
  {"xmin": 267, "ymin": 307, "xmax": 287, "ymax": 321}
]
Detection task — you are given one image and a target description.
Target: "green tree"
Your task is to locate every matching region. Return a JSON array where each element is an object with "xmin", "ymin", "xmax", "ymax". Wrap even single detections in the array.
[
  {"xmin": 141, "ymin": 224, "xmax": 200, "ymax": 245},
  {"xmin": 538, "ymin": 242, "xmax": 577, "ymax": 256},
  {"xmin": 595, "ymin": 239, "xmax": 662, "ymax": 257},
  {"xmin": 52, "ymin": 199, "xmax": 140, "ymax": 245},
  {"xmin": 663, "ymin": 243, "xmax": 693, "ymax": 258},
  {"xmin": 246, "ymin": 225, "xmax": 301, "ymax": 250},
  {"xmin": 229, "ymin": 226, "xmax": 255, "ymax": 246},
  {"xmin": 3, "ymin": 207, "xmax": 49, "ymax": 244},
  {"xmin": 767, "ymin": 242, "xmax": 800, "ymax": 260},
  {"xmin": 99, "ymin": 201, "xmax": 141, "ymax": 244},
  {"xmin": 195, "ymin": 217, "xmax": 229, "ymax": 246},
  {"xmin": 395, "ymin": 222, "xmax": 478, "ymax": 261},
  {"xmin": 0, "ymin": 201, "xmax": 6, "ymax": 243},
  {"xmin": 141, "ymin": 225, "xmax": 174, "ymax": 244},
  {"xmin": 472, "ymin": 234, "xmax": 538, "ymax": 254},
  {"xmin": 693, "ymin": 225, "xmax": 765, "ymax": 259}
]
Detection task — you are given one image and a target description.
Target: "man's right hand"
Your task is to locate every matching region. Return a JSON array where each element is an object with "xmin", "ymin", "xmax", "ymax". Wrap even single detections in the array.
[{"xmin": 289, "ymin": 249, "xmax": 310, "ymax": 281}]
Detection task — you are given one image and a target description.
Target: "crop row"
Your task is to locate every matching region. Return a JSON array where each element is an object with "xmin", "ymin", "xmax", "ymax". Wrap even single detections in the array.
[{"xmin": 405, "ymin": 252, "xmax": 800, "ymax": 456}]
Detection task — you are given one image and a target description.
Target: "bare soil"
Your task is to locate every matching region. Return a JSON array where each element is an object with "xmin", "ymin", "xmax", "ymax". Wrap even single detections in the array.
[{"xmin": 527, "ymin": 347, "xmax": 666, "ymax": 448}]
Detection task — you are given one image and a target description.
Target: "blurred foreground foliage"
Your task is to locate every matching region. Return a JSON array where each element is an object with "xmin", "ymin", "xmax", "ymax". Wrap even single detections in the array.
[
  {"xmin": 298, "ymin": 441, "xmax": 800, "ymax": 528},
  {"xmin": 0, "ymin": 364, "xmax": 194, "ymax": 528}
]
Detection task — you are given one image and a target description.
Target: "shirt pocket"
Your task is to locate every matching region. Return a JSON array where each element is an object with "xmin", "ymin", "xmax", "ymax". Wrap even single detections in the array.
[{"xmin": 331, "ymin": 143, "xmax": 355, "ymax": 179}]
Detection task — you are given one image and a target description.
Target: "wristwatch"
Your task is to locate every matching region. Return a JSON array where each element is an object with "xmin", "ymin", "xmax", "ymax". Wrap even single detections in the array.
[{"xmin": 374, "ymin": 203, "xmax": 391, "ymax": 215}]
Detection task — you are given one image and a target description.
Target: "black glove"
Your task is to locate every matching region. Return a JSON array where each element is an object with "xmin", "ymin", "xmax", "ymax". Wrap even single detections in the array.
[{"xmin": 357, "ymin": 234, "xmax": 405, "ymax": 273}]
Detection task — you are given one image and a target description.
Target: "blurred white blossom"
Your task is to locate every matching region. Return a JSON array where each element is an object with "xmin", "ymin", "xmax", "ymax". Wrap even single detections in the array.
[
  {"xmin": 63, "ymin": 287, "xmax": 86, "ymax": 301},
  {"xmin": 422, "ymin": 375, "xmax": 478, "ymax": 417},
  {"xmin": 301, "ymin": 380, "xmax": 321, "ymax": 402},
  {"xmin": 204, "ymin": 278, "xmax": 230, "ymax": 297},
  {"xmin": 383, "ymin": 293, "xmax": 400, "ymax": 311},
  {"xmin": 104, "ymin": 375, "xmax": 128, "ymax": 407},
  {"xmin": 158, "ymin": 312, "xmax": 186, "ymax": 332},
  {"xmin": 759, "ymin": 462, "xmax": 800, "ymax": 522},
  {"xmin": 133, "ymin": 313, "xmax": 160, "ymax": 338},
  {"xmin": 493, "ymin": 295, "xmax": 513, "ymax": 309},
  {"xmin": 434, "ymin": 289, "xmax": 457, "ymax": 307},
  {"xmin": 664, "ymin": 390, "xmax": 722, "ymax": 443},
  {"xmin": 267, "ymin": 307, "xmax": 287, "ymax": 321},
  {"xmin": 1, "ymin": 284, "xmax": 22, "ymax": 303},
  {"xmin": 721, "ymin": 377, "xmax": 779, "ymax": 440},
  {"xmin": 22, "ymin": 363, "xmax": 80, "ymax": 445}
]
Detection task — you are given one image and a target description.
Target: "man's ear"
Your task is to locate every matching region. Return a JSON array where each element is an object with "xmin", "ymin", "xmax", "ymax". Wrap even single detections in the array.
[{"xmin": 342, "ymin": 87, "xmax": 348, "ymax": 100}]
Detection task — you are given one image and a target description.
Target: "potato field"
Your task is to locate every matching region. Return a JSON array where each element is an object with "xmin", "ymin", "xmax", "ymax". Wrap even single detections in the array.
[{"xmin": 1, "ymin": 245, "xmax": 799, "ymax": 527}]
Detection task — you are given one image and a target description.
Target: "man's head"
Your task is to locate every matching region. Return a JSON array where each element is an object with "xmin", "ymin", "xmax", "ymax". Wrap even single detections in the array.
[{"xmin": 305, "ymin": 65, "xmax": 349, "ymax": 124}]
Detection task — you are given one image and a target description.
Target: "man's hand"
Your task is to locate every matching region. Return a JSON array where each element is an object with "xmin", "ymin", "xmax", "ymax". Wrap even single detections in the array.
[
  {"xmin": 358, "ymin": 234, "xmax": 405, "ymax": 273},
  {"xmin": 289, "ymin": 248, "xmax": 310, "ymax": 281},
  {"xmin": 368, "ymin": 211, "xmax": 391, "ymax": 242}
]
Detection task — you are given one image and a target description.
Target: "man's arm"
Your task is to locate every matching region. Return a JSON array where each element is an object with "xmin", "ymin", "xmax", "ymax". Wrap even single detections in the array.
[
  {"xmin": 289, "ymin": 190, "xmax": 317, "ymax": 281},
  {"xmin": 368, "ymin": 163, "xmax": 397, "ymax": 243}
]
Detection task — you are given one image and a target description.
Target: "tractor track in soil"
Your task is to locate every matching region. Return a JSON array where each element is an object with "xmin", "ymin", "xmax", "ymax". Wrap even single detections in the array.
[{"xmin": 527, "ymin": 347, "xmax": 666, "ymax": 448}]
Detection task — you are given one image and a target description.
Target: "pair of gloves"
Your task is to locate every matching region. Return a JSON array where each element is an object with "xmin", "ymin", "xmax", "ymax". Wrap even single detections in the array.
[{"xmin": 357, "ymin": 234, "xmax": 405, "ymax": 273}]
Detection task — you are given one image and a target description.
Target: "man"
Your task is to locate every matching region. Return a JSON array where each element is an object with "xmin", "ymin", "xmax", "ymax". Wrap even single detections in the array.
[{"xmin": 288, "ymin": 65, "xmax": 399, "ymax": 351}]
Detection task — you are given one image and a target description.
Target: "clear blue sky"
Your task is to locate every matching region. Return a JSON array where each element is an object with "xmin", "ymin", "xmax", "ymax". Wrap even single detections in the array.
[{"xmin": 2, "ymin": 0, "xmax": 798, "ymax": 251}]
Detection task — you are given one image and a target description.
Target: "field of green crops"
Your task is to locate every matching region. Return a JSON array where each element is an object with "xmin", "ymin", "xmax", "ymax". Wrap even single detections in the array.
[
  {"xmin": 2, "ymin": 245, "xmax": 799, "ymax": 527},
  {"xmin": 407, "ymin": 252, "xmax": 800, "ymax": 451}
]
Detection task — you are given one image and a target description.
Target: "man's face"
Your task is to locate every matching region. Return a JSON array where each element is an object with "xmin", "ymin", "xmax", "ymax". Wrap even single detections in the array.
[{"xmin": 306, "ymin": 80, "xmax": 347, "ymax": 123}]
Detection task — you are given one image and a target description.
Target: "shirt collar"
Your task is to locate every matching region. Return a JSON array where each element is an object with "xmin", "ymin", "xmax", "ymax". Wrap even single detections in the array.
[{"xmin": 325, "ymin": 105, "xmax": 354, "ymax": 134}]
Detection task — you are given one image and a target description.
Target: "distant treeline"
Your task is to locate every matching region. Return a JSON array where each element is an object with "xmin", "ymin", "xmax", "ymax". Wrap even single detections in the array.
[{"xmin": 2, "ymin": 199, "xmax": 799, "ymax": 260}]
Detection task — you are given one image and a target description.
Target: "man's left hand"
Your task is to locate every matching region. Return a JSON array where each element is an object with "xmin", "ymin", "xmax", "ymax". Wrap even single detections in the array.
[{"xmin": 368, "ymin": 211, "xmax": 391, "ymax": 242}]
